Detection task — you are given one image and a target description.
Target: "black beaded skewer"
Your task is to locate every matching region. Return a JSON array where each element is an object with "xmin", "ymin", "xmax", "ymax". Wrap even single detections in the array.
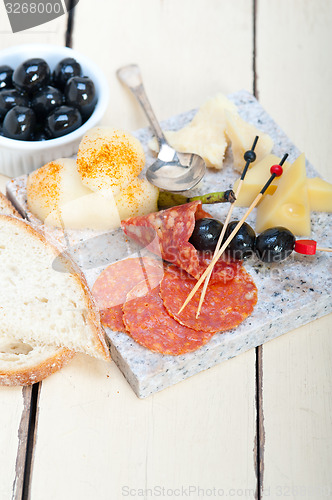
[
  {"xmin": 181, "ymin": 154, "xmax": 288, "ymax": 316},
  {"xmin": 196, "ymin": 136, "xmax": 260, "ymax": 316}
]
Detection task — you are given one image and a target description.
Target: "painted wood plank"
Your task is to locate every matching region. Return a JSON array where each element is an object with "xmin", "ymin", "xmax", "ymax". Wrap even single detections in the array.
[
  {"xmin": 31, "ymin": 352, "xmax": 257, "ymax": 500},
  {"xmin": 0, "ymin": 1, "xmax": 69, "ymax": 49},
  {"xmin": 30, "ymin": 1, "xmax": 258, "ymax": 498},
  {"xmin": 256, "ymin": 0, "xmax": 332, "ymax": 496},
  {"xmin": 0, "ymin": 8, "xmax": 70, "ymax": 499},
  {"xmin": 260, "ymin": 319, "xmax": 332, "ymax": 498},
  {"xmin": 257, "ymin": 0, "xmax": 332, "ymax": 183},
  {"xmin": 70, "ymin": 0, "xmax": 256, "ymax": 130},
  {"xmin": 0, "ymin": 386, "xmax": 32, "ymax": 500}
]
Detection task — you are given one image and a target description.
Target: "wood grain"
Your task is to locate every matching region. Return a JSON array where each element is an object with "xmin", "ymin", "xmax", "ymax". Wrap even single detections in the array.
[
  {"xmin": 72, "ymin": 0, "xmax": 255, "ymax": 130},
  {"xmin": 256, "ymin": 0, "xmax": 332, "ymax": 496},
  {"xmin": 0, "ymin": 387, "xmax": 31, "ymax": 500},
  {"xmin": 261, "ymin": 319, "xmax": 332, "ymax": 499},
  {"xmin": 30, "ymin": 352, "xmax": 257, "ymax": 499},
  {"xmin": 257, "ymin": 0, "xmax": 332, "ymax": 183}
]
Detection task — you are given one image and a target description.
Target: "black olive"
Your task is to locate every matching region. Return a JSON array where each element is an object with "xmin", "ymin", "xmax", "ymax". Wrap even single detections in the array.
[
  {"xmin": 31, "ymin": 85, "xmax": 63, "ymax": 118},
  {"xmin": 13, "ymin": 58, "xmax": 50, "ymax": 94},
  {"xmin": 224, "ymin": 221, "xmax": 256, "ymax": 260},
  {"xmin": 255, "ymin": 226, "xmax": 295, "ymax": 263},
  {"xmin": 3, "ymin": 106, "xmax": 36, "ymax": 141},
  {"xmin": 52, "ymin": 57, "xmax": 82, "ymax": 90},
  {"xmin": 46, "ymin": 105, "xmax": 82, "ymax": 138},
  {"xmin": 0, "ymin": 89, "xmax": 29, "ymax": 120},
  {"xmin": 0, "ymin": 65, "xmax": 13, "ymax": 90},
  {"xmin": 65, "ymin": 76, "xmax": 97, "ymax": 119},
  {"xmin": 189, "ymin": 218, "xmax": 223, "ymax": 252}
]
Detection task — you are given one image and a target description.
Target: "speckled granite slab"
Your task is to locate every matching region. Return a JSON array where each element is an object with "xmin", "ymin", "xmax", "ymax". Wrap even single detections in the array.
[{"xmin": 7, "ymin": 90, "xmax": 332, "ymax": 398}]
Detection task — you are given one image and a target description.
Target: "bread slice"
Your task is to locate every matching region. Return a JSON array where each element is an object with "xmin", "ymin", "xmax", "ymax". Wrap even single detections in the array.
[
  {"xmin": 0, "ymin": 192, "xmax": 20, "ymax": 217},
  {"xmin": 0, "ymin": 215, "xmax": 110, "ymax": 371},
  {"xmin": 0, "ymin": 197, "xmax": 77, "ymax": 385},
  {"xmin": 0, "ymin": 339, "xmax": 75, "ymax": 386}
]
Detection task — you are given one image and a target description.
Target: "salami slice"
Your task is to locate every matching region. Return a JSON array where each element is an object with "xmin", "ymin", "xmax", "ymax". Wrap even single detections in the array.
[
  {"xmin": 123, "ymin": 280, "xmax": 214, "ymax": 355},
  {"xmin": 160, "ymin": 265, "xmax": 257, "ymax": 333},
  {"xmin": 92, "ymin": 257, "xmax": 163, "ymax": 330},
  {"xmin": 121, "ymin": 201, "xmax": 240, "ymax": 283},
  {"xmin": 196, "ymin": 251, "xmax": 242, "ymax": 284}
]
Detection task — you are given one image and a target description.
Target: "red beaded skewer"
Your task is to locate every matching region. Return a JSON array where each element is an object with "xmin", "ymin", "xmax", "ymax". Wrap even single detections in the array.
[
  {"xmin": 196, "ymin": 136, "xmax": 259, "ymax": 318},
  {"xmin": 180, "ymin": 155, "xmax": 288, "ymax": 315},
  {"xmin": 294, "ymin": 240, "xmax": 332, "ymax": 255}
]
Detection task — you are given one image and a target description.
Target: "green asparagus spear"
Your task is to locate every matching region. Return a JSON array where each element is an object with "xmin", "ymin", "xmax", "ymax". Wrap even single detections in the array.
[{"xmin": 157, "ymin": 189, "xmax": 236, "ymax": 210}]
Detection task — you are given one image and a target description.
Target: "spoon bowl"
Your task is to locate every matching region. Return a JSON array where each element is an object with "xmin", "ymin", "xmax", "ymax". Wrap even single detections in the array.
[
  {"xmin": 116, "ymin": 64, "xmax": 206, "ymax": 192},
  {"xmin": 146, "ymin": 152, "xmax": 206, "ymax": 191}
]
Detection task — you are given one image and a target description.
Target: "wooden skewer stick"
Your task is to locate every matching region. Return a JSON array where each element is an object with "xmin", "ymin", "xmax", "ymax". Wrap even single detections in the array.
[
  {"xmin": 178, "ymin": 155, "xmax": 288, "ymax": 315},
  {"xmin": 317, "ymin": 247, "xmax": 332, "ymax": 252},
  {"xmin": 196, "ymin": 136, "xmax": 259, "ymax": 318},
  {"xmin": 196, "ymin": 183, "xmax": 241, "ymax": 318}
]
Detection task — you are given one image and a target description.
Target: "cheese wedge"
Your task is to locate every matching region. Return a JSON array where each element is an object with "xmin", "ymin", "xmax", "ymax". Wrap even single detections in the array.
[
  {"xmin": 225, "ymin": 111, "xmax": 274, "ymax": 172},
  {"xmin": 307, "ymin": 177, "xmax": 332, "ymax": 212},
  {"xmin": 149, "ymin": 94, "xmax": 274, "ymax": 172},
  {"xmin": 234, "ymin": 161, "xmax": 332, "ymax": 213},
  {"xmin": 149, "ymin": 94, "xmax": 236, "ymax": 169},
  {"xmin": 255, "ymin": 153, "xmax": 311, "ymax": 236},
  {"xmin": 233, "ymin": 154, "xmax": 291, "ymax": 207}
]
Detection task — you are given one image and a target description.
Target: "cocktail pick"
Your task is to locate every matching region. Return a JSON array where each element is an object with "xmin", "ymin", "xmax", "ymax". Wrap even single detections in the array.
[
  {"xmin": 196, "ymin": 136, "xmax": 259, "ymax": 318},
  {"xmin": 179, "ymin": 154, "xmax": 288, "ymax": 315}
]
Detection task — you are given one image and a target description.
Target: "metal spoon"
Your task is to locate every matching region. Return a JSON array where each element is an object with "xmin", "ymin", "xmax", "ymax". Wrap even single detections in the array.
[{"xmin": 116, "ymin": 64, "xmax": 206, "ymax": 192}]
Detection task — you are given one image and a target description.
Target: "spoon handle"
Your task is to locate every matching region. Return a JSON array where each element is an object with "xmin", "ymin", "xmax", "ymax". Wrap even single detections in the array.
[{"xmin": 116, "ymin": 64, "xmax": 167, "ymax": 148}]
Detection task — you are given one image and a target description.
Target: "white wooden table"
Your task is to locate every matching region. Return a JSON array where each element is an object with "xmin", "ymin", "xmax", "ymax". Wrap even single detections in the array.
[{"xmin": 1, "ymin": 1, "xmax": 331, "ymax": 499}]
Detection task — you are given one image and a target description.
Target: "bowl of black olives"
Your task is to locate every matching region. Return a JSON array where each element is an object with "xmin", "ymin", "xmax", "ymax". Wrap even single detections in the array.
[{"xmin": 0, "ymin": 44, "xmax": 109, "ymax": 176}]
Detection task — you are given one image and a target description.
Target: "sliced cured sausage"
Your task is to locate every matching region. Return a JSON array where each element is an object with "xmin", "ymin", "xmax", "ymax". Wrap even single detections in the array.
[
  {"xmin": 121, "ymin": 201, "xmax": 240, "ymax": 283},
  {"xmin": 160, "ymin": 265, "xmax": 257, "ymax": 333},
  {"xmin": 123, "ymin": 279, "xmax": 214, "ymax": 355},
  {"xmin": 92, "ymin": 257, "xmax": 163, "ymax": 330}
]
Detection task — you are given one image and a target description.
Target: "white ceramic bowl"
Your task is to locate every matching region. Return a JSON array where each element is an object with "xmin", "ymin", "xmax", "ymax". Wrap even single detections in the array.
[{"xmin": 0, "ymin": 44, "xmax": 109, "ymax": 177}]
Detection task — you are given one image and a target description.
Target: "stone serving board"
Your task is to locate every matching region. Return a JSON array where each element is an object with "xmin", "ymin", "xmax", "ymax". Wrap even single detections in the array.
[{"xmin": 7, "ymin": 90, "xmax": 332, "ymax": 398}]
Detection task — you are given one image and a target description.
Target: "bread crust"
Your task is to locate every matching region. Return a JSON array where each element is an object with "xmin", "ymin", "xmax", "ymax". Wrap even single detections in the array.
[
  {"xmin": 0, "ymin": 192, "xmax": 21, "ymax": 217},
  {"xmin": 0, "ymin": 214, "xmax": 111, "ymax": 361},
  {"xmin": 0, "ymin": 348, "xmax": 76, "ymax": 386}
]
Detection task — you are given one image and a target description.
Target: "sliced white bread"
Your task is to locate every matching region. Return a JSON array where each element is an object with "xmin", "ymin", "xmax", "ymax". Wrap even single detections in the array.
[
  {"xmin": 0, "ymin": 339, "xmax": 75, "ymax": 386},
  {"xmin": 0, "ymin": 192, "xmax": 20, "ymax": 217},
  {"xmin": 0, "ymin": 198, "xmax": 81, "ymax": 386},
  {"xmin": 0, "ymin": 215, "xmax": 110, "ymax": 375}
]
